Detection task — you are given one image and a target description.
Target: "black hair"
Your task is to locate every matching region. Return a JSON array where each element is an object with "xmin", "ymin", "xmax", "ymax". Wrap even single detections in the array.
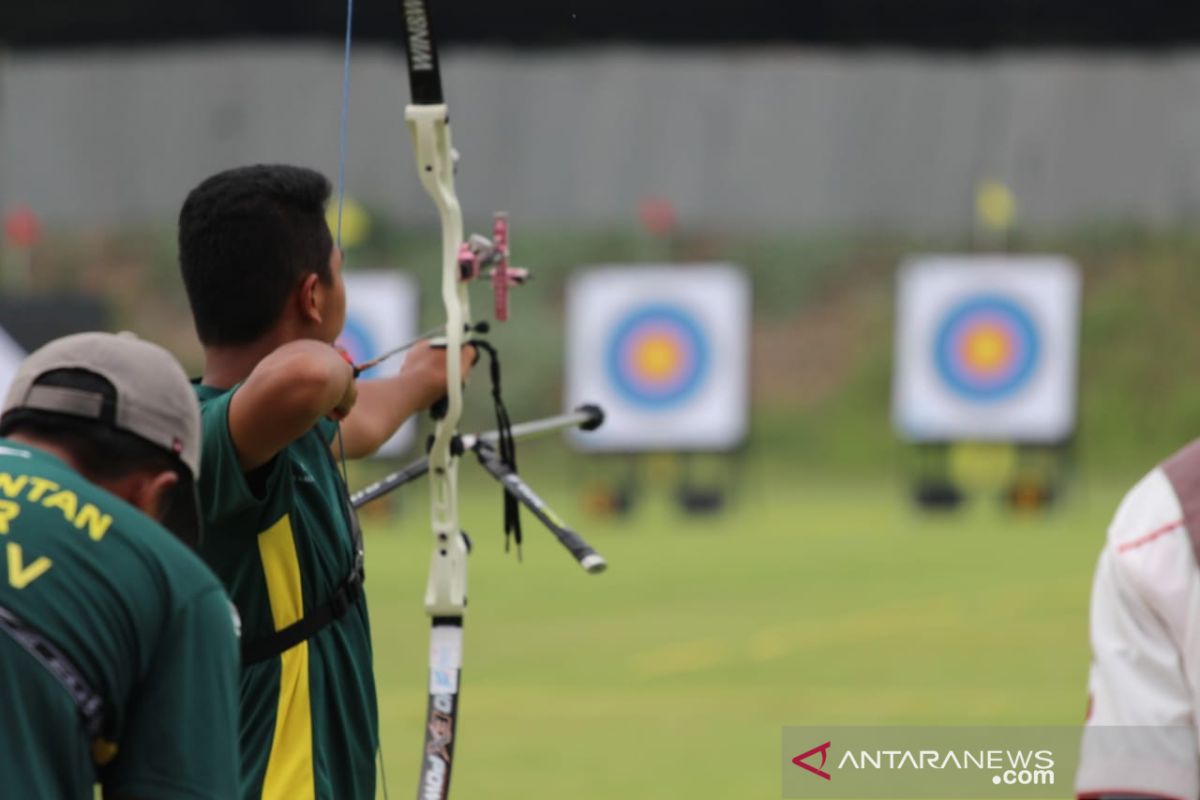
[
  {"xmin": 0, "ymin": 370, "xmax": 194, "ymax": 544},
  {"xmin": 178, "ymin": 164, "xmax": 334, "ymax": 346}
]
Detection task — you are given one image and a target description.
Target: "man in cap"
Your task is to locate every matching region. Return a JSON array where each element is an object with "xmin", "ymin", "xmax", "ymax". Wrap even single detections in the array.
[{"xmin": 0, "ymin": 331, "xmax": 239, "ymax": 799}]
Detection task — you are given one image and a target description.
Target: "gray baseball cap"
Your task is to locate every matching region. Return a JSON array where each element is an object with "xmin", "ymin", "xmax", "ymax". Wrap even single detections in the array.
[{"xmin": 1, "ymin": 331, "xmax": 203, "ymax": 546}]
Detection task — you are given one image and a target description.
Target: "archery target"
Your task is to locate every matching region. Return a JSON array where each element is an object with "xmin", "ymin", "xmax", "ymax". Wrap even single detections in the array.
[
  {"xmin": 0, "ymin": 325, "xmax": 24, "ymax": 407},
  {"xmin": 338, "ymin": 270, "xmax": 419, "ymax": 456},
  {"xmin": 566, "ymin": 264, "xmax": 750, "ymax": 452},
  {"xmin": 892, "ymin": 255, "xmax": 1081, "ymax": 443}
]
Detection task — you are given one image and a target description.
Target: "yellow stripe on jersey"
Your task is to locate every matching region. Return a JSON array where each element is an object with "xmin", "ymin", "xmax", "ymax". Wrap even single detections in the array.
[{"xmin": 257, "ymin": 514, "xmax": 315, "ymax": 800}]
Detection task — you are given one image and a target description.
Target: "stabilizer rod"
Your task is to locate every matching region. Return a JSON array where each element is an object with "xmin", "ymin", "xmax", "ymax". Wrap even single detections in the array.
[
  {"xmin": 349, "ymin": 405, "xmax": 608, "ymax": 574},
  {"xmin": 350, "ymin": 404, "xmax": 604, "ymax": 509}
]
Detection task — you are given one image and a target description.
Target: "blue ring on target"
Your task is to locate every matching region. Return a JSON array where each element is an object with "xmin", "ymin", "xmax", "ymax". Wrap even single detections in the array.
[
  {"xmin": 605, "ymin": 305, "xmax": 710, "ymax": 410},
  {"xmin": 934, "ymin": 295, "xmax": 1040, "ymax": 402},
  {"xmin": 337, "ymin": 317, "xmax": 376, "ymax": 375}
]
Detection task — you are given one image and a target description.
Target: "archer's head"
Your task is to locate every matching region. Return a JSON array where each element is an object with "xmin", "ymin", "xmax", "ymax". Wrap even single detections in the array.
[
  {"xmin": 178, "ymin": 164, "xmax": 346, "ymax": 352},
  {"xmin": 0, "ymin": 332, "xmax": 204, "ymax": 549}
]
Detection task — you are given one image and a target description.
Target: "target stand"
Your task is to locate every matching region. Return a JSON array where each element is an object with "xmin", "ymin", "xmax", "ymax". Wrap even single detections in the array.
[{"xmin": 565, "ymin": 264, "xmax": 750, "ymax": 517}]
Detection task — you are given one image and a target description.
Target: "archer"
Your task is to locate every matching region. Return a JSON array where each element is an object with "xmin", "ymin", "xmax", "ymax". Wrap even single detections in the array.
[{"xmin": 177, "ymin": 164, "xmax": 474, "ymax": 799}]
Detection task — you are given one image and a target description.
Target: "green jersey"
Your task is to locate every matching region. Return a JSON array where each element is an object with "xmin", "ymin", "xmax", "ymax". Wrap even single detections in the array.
[
  {"xmin": 0, "ymin": 438, "xmax": 240, "ymax": 800},
  {"xmin": 194, "ymin": 385, "xmax": 378, "ymax": 800}
]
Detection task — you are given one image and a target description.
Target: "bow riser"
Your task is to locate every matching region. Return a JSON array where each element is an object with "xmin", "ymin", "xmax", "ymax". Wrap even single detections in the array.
[{"xmin": 405, "ymin": 102, "xmax": 469, "ymax": 617}]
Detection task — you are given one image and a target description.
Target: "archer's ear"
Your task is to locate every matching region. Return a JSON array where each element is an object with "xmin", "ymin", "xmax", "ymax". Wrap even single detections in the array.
[
  {"xmin": 103, "ymin": 470, "xmax": 179, "ymax": 520},
  {"xmin": 298, "ymin": 272, "xmax": 324, "ymax": 325},
  {"xmin": 140, "ymin": 470, "xmax": 181, "ymax": 521}
]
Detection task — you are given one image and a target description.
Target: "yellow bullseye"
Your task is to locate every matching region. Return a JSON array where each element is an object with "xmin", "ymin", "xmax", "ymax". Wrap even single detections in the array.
[
  {"xmin": 632, "ymin": 334, "xmax": 683, "ymax": 382},
  {"xmin": 962, "ymin": 325, "xmax": 1011, "ymax": 373}
]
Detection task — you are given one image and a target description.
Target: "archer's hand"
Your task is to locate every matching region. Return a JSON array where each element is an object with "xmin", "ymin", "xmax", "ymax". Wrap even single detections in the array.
[
  {"xmin": 399, "ymin": 340, "xmax": 477, "ymax": 411},
  {"xmin": 328, "ymin": 359, "xmax": 358, "ymax": 422},
  {"xmin": 334, "ymin": 341, "xmax": 476, "ymax": 458}
]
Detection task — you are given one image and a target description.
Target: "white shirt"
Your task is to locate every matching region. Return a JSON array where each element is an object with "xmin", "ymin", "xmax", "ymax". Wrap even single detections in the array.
[{"xmin": 1077, "ymin": 442, "xmax": 1200, "ymax": 799}]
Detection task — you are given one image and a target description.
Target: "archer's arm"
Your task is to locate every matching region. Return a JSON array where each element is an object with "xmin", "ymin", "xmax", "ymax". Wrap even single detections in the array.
[
  {"xmin": 227, "ymin": 340, "xmax": 357, "ymax": 470},
  {"xmin": 338, "ymin": 341, "xmax": 475, "ymax": 459}
]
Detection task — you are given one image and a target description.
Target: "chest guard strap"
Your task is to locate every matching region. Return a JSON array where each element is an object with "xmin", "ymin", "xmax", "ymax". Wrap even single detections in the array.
[
  {"xmin": 241, "ymin": 557, "xmax": 364, "ymax": 666},
  {"xmin": 0, "ymin": 604, "xmax": 108, "ymax": 738}
]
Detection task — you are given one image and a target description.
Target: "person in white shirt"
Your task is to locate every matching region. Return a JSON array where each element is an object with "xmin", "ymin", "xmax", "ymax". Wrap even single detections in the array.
[{"xmin": 1077, "ymin": 440, "xmax": 1200, "ymax": 799}]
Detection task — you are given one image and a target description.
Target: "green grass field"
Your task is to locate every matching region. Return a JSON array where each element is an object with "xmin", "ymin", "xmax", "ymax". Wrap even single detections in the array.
[{"xmin": 361, "ymin": 468, "xmax": 1125, "ymax": 799}]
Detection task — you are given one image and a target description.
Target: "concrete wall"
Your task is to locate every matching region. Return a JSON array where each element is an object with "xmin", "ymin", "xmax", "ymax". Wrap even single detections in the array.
[{"xmin": 3, "ymin": 44, "xmax": 1200, "ymax": 232}]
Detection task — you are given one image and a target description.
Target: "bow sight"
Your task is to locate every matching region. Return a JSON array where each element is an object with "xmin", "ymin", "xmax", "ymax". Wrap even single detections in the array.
[{"xmin": 456, "ymin": 213, "xmax": 530, "ymax": 322}]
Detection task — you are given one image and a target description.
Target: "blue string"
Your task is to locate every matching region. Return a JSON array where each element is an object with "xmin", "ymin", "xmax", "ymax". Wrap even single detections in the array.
[
  {"xmin": 336, "ymin": 6, "xmax": 391, "ymax": 800},
  {"xmin": 335, "ymin": 0, "xmax": 355, "ymax": 251}
]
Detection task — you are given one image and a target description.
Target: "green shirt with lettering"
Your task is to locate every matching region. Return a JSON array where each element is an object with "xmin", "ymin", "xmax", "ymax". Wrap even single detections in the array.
[
  {"xmin": 194, "ymin": 385, "xmax": 378, "ymax": 800},
  {"xmin": 0, "ymin": 438, "xmax": 240, "ymax": 799}
]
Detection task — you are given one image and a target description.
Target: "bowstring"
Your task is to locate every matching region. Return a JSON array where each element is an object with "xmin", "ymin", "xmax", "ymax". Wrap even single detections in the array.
[
  {"xmin": 333, "ymin": 0, "xmax": 355, "ymax": 484},
  {"xmin": 335, "ymin": 0, "xmax": 354, "ymax": 252},
  {"xmin": 335, "ymin": 2, "xmax": 390, "ymax": 799}
]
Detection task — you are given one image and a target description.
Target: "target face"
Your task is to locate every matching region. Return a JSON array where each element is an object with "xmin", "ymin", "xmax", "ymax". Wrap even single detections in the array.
[
  {"xmin": 934, "ymin": 296, "xmax": 1040, "ymax": 402},
  {"xmin": 892, "ymin": 255, "xmax": 1081, "ymax": 444},
  {"xmin": 606, "ymin": 305, "xmax": 710, "ymax": 409},
  {"xmin": 566, "ymin": 264, "xmax": 750, "ymax": 452}
]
